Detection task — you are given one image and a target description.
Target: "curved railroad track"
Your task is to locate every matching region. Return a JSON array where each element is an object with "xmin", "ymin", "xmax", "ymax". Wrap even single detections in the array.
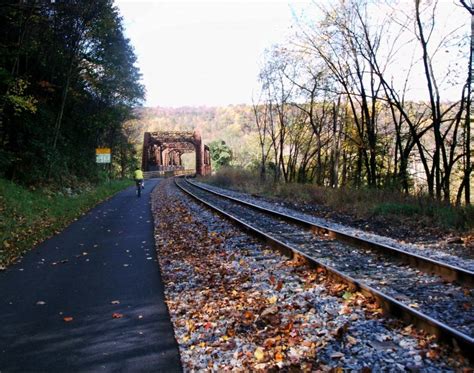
[{"xmin": 174, "ymin": 176, "xmax": 474, "ymax": 355}]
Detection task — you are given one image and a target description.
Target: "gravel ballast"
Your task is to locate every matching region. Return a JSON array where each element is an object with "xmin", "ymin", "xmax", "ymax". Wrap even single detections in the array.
[
  {"xmin": 152, "ymin": 179, "xmax": 471, "ymax": 371},
  {"xmin": 194, "ymin": 181, "xmax": 474, "ymax": 272}
]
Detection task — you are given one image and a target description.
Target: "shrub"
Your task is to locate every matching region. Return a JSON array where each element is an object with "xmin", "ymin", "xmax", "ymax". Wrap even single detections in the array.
[{"xmin": 202, "ymin": 167, "xmax": 473, "ymax": 232}]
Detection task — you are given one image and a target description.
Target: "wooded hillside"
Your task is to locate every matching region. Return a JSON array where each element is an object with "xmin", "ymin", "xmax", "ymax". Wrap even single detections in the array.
[
  {"xmin": 0, "ymin": 0, "xmax": 144, "ymax": 185},
  {"xmin": 129, "ymin": 106, "xmax": 258, "ymax": 167}
]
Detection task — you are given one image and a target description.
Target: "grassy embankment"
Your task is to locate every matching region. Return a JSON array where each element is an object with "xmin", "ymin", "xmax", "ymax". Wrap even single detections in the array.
[
  {"xmin": 202, "ymin": 168, "xmax": 474, "ymax": 232},
  {"xmin": 0, "ymin": 178, "xmax": 133, "ymax": 268}
]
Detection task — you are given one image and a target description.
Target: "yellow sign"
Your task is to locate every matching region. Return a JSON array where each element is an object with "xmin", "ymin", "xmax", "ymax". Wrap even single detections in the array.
[
  {"xmin": 96, "ymin": 148, "xmax": 111, "ymax": 154},
  {"xmin": 96, "ymin": 148, "xmax": 111, "ymax": 163}
]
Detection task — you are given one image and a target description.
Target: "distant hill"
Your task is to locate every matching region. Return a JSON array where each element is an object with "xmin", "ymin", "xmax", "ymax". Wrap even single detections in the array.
[{"xmin": 128, "ymin": 106, "xmax": 259, "ymax": 167}]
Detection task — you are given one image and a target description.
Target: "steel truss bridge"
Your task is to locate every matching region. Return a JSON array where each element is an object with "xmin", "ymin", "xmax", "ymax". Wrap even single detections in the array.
[{"xmin": 141, "ymin": 130, "xmax": 211, "ymax": 176}]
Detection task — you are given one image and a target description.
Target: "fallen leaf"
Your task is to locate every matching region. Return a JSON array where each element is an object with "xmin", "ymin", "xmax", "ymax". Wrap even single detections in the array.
[
  {"xmin": 244, "ymin": 310, "xmax": 254, "ymax": 320},
  {"xmin": 112, "ymin": 313, "xmax": 123, "ymax": 319},
  {"xmin": 226, "ymin": 328, "xmax": 236, "ymax": 337},
  {"xmin": 302, "ymin": 340, "xmax": 313, "ymax": 347},
  {"xmin": 426, "ymin": 349, "xmax": 440, "ymax": 360},
  {"xmin": 339, "ymin": 304, "xmax": 352, "ymax": 315},
  {"xmin": 261, "ymin": 305, "xmax": 279, "ymax": 318},
  {"xmin": 274, "ymin": 351, "xmax": 284, "ymax": 362},
  {"xmin": 264, "ymin": 338, "xmax": 276, "ymax": 348},
  {"xmin": 268, "ymin": 295, "xmax": 278, "ymax": 304},
  {"xmin": 63, "ymin": 317, "xmax": 73, "ymax": 322},
  {"xmin": 254, "ymin": 347, "xmax": 265, "ymax": 361},
  {"xmin": 347, "ymin": 335, "xmax": 358, "ymax": 345},
  {"xmin": 111, "ymin": 300, "xmax": 120, "ymax": 304},
  {"xmin": 282, "ymin": 321, "xmax": 293, "ymax": 332},
  {"xmin": 342, "ymin": 291, "xmax": 353, "ymax": 300}
]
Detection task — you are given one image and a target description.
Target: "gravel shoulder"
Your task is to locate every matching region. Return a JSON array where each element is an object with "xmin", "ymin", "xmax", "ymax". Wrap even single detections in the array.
[{"xmin": 151, "ymin": 179, "xmax": 471, "ymax": 371}]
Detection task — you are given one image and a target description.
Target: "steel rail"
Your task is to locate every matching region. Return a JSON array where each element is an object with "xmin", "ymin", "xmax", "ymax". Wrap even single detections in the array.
[
  {"xmin": 175, "ymin": 177, "xmax": 474, "ymax": 355},
  {"xmin": 183, "ymin": 177, "xmax": 474, "ymax": 288}
]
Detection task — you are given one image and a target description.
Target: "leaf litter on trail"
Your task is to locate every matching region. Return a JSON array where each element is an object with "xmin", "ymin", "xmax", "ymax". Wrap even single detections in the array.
[{"xmin": 150, "ymin": 179, "xmax": 472, "ymax": 372}]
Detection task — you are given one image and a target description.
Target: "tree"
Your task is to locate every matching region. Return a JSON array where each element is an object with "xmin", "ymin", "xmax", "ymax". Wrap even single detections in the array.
[
  {"xmin": 209, "ymin": 140, "xmax": 232, "ymax": 170},
  {"xmin": 458, "ymin": 0, "xmax": 473, "ymax": 205},
  {"xmin": 251, "ymin": 0, "xmax": 469, "ymax": 202},
  {"xmin": 0, "ymin": 0, "xmax": 144, "ymax": 184}
]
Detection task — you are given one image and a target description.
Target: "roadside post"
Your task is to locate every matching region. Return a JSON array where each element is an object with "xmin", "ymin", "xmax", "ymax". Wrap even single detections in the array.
[{"xmin": 96, "ymin": 148, "xmax": 111, "ymax": 182}]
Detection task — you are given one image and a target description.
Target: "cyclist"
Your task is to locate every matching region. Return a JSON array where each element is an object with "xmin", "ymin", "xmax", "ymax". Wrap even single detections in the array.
[{"xmin": 133, "ymin": 167, "xmax": 144, "ymax": 197}]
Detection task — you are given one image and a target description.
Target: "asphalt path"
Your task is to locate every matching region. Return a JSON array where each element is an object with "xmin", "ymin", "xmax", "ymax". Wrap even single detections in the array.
[{"xmin": 0, "ymin": 179, "xmax": 182, "ymax": 372}]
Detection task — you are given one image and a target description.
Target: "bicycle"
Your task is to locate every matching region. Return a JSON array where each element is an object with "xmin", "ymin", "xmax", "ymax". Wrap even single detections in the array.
[{"xmin": 135, "ymin": 179, "xmax": 144, "ymax": 197}]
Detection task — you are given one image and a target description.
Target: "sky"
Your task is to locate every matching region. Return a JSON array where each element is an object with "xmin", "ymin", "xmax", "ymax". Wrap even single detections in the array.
[
  {"xmin": 114, "ymin": 0, "xmax": 469, "ymax": 108},
  {"xmin": 114, "ymin": 1, "xmax": 307, "ymax": 107}
]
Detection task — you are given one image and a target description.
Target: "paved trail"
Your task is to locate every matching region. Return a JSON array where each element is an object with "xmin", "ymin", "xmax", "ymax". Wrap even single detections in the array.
[{"xmin": 0, "ymin": 179, "xmax": 182, "ymax": 372}]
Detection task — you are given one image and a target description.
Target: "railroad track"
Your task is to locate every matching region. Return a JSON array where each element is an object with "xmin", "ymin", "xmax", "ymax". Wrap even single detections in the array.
[{"xmin": 175, "ymin": 176, "xmax": 474, "ymax": 355}]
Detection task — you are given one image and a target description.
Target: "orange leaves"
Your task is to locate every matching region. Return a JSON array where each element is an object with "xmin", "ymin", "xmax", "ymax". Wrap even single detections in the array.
[
  {"xmin": 329, "ymin": 283, "xmax": 347, "ymax": 296},
  {"xmin": 282, "ymin": 320, "xmax": 293, "ymax": 333},
  {"xmin": 288, "ymin": 253, "xmax": 307, "ymax": 267},
  {"xmin": 263, "ymin": 337, "xmax": 278, "ymax": 348},
  {"xmin": 274, "ymin": 351, "xmax": 284, "ymax": 362},
  {"xmin": 185, "ymin": 320, "xmax": 196, "ymax": 332},
  {"xmin": 63, "ymin": 316, "xmax": 73, "ymax": 322},
  {"xmin": 151, "ymin": 182, "xmax": 326, "ymax": 370},
  {"xmin": 243, "ymin": 310, "xmax": 254, "ymax": 321},
  {"xmin": 269, "ymin": 274, "xmax": 283, "ymax": 291},
  {"xmin": 226, "ymin": 327, "xmax": 236, "ymax": 338},
  {"xmin": 426, "ymin": 349, "xmax": 440, "ymax": 360},
  {"xmin": 154, "ymin": 180, "xmax": 444, "ymax": 371}
]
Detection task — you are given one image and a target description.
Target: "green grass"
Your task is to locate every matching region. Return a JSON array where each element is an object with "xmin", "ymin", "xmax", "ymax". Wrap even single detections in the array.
[
  {"xmin": 0, "ymin": 178, "xmax": 133, "ymax": 267},
  {"xmin": 372, "ymin": 203, "xmax": 422, "ymax": 216},
  {"xmin": 373, "ymin": 202, "xmax": 474, "ymax": 230},
  {"xmin": 201, "ymin": 167, "xmax": 474, "ymax": 232}
]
